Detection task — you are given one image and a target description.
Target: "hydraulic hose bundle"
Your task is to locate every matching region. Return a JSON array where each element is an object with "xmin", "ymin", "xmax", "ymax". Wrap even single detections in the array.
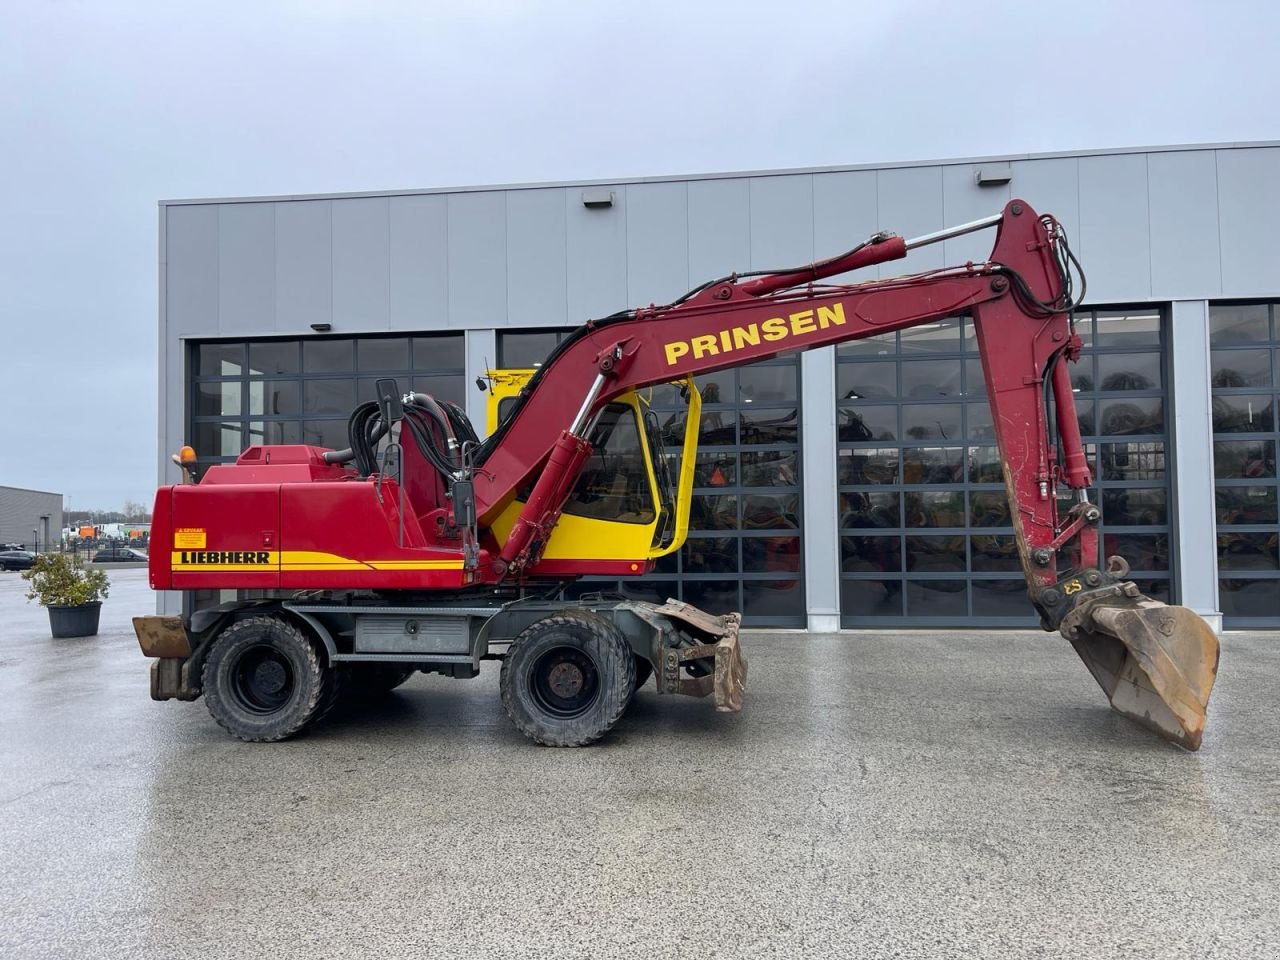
[{"xmin": 332, "ymin": 392, "xmax": 480, "ymax": 487}]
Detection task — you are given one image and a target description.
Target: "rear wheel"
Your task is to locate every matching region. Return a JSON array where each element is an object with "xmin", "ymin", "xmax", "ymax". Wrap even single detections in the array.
[
  {"xmin": 500, "ymin": 610, "xmax": 635, "ymax": 747},
  {"xmin": 202, "ymin": 615, "xmax": 334, "ymax": 742}
]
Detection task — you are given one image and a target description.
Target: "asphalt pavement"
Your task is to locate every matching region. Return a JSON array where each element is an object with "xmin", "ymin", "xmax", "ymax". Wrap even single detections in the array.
[{"xmin": 1, "ymin": 568, "xmax": 1276, "ymax": 959}]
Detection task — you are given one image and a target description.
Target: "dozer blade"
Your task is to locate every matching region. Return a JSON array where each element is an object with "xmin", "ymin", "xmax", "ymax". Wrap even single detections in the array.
[{"xmin": 1061, "ymin": 593, "xmax": 1219, "ymax": 750}]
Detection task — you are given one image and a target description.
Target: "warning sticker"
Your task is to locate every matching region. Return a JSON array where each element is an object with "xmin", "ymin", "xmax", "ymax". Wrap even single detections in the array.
[{"xmin": 174, "ymin": 528, "xmax": 207, "ymax": 549}]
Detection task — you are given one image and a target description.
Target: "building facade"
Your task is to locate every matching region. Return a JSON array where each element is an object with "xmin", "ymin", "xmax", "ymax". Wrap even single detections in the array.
[
  {"xmin": 0, "ymin": 486, "xmax": 63, "ymax": 553},
  {"xmin": 158, "ymin": 142, "xmax": 1280, "ymax": 630}
]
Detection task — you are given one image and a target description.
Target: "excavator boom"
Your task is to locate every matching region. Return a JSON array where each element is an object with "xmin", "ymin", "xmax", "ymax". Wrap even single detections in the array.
[{"xmin": 477, "ymin": 199, "xmax": 1218, "ymax": 748}]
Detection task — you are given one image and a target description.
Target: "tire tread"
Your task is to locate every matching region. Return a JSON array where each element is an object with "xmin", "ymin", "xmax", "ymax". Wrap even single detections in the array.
[
  {"xmin": 499, "ymin": 610, "xmax": 635, "ymax": 747},
  {"xmin": 201, "ymin": 615, "xmax": 328, "ymax": 743}
]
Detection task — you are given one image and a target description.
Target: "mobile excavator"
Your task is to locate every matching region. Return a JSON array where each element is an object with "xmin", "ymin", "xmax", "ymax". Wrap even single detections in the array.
[{"xmin": 133, "ymin": 200, "xmax": 1220, "ymax": 750}]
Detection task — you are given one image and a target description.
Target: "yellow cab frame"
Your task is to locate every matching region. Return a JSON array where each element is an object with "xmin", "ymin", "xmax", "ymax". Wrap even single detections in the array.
[{"xmin": 484, "ymin": 370, "xmax": 700, "ymax": 568}]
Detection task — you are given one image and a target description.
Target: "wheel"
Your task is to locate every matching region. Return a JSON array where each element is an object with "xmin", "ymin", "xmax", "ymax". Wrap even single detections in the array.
[
  {"xmin": 500, "ymin": 609, "xmax": 635, "ymax": 747},
  {"xmin": 633, "ymin": 655, "xmax": 654, "ymax": 692},
  {"xmin": 340, "ymin": 663, "xmax": 416, "ymax": 700},
  {"xmin": 201, "ymin": 615, "xmax": 335, "ymax": 742}
]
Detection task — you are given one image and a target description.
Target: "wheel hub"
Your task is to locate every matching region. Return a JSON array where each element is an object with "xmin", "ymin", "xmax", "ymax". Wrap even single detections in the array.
[
  {"xmin": 528, "ymin": 646, "xmax": 600, "ymax": 719},
  {"xmin": 547, "ymin": 661, "xmax": 585, "ymax": 698},
  {"xmin": 253, "ymin": 660, "xmax": 288, "ymax": 695},
  {"xmin": 230, "ymin": 644, "xmax": 295, "ymax": 715}
]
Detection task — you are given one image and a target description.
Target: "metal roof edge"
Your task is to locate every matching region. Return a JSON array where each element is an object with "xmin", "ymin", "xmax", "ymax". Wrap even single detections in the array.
[
  {"xmin": 159, "ymin": 140, "xmax": 1280, "ymax": 207},
  {"xmin": 0, "ymin": 484, "xmax": 64, "ymax": 498}
]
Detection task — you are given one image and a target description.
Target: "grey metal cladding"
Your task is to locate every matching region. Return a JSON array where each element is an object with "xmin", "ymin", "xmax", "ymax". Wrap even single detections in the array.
[
  {"xmin": 876, "ymin": 165, "xmax": 945, "ymax": 275},
  {"xmin": 624, "ymin": 181, "xmax": 689, "ymax": 307},
  {"xmin": 812, "ymin": 170, "xmax": 877, "ymax": 286},
  {"xmin": 218, "ymin": 202, "xmax": 275, "ymax": 335},
  {"xmin": 162, "ymin": 144, "xmax": 1280, "ymax": 343},
  {"xmin": 1078, "ymin": 153, "xmax": 1152, "ymax": 302},
  {"xmin": 389, "ymin": 194, "xmax": 449, "ymax": 330},
  {"xmin": 332, "ymin": 197, "xmax": 390, "ymax": 331},
  {"xmin": 942, "ymin": 163, "xmax": 1011, "ymax": 266},
  {"xmin": 749, "ymin": 175, "xmax": 813, "ymax": 271},
  {"xmin": 1217, "ymin": 146, "xmax": 1280, "ymax": 297},
  {"xmin": 1149, "ymin": 151, "xmax": 1223, "ymax": 299},
  {"xmin": 464, "ymin": 329, "xmax": 497, "ymax": 437},
  {"xmin": 1007, "ymin": 157, "xmax": 1081, "ymax": 255},
  {"xmin": 566, "ymin": 186, "xmax": 627, "ymax": 322},
  {"xmin": 447, "ymin": 191, "xmax": 506, "ymax": 329},
  {"xmin": 505, "ymin": 188, "xmax": 568, "ymax": 327},
  {"xmin": 0, "ymin": 487, "xmax": 62, "ymax": 548},
  {"xmin": 276, "ymin": 200, "xmax": 333, "ymax": 332},
  {"xmin": 161, "ymin": 324, "xmax": 184, "ymax": 486},
  {"xmin": 1168, "ymin": 300, "xmax": 1219, "ymax": 614},
  {"xmin": 799, "ymin": 348, "xmax": 840, "ymax": 621},
  {"xmin": 165, "ymin": 203, "xmax": 218, "ymax": 336},
  {"xmin": 687, "ymin": 177, "xmax": 750, "ymax": 282}
]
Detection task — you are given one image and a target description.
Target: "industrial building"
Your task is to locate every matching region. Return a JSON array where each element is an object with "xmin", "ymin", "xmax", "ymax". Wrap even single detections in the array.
[
  {"xmin": 0, "ymin": 485, "xmax": 63, "ymax": 553},
  {"xmin": 157, "ymin": 142, "xmax": 1280, "ymax": 630}
]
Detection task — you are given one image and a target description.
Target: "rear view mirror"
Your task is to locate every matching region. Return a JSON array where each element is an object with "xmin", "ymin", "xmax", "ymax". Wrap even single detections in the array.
[{"xmin": 375, "ymin": 378, "xmax": 404, "ymax": 424}]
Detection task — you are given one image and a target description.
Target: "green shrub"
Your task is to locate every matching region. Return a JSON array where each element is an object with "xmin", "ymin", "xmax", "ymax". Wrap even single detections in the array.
[{"xmin": 22, "ymin": 553, "xmax": 110, "ymax": 607}]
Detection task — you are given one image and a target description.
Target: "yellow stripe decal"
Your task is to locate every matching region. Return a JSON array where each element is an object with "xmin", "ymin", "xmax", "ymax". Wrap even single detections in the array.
[
  {"xmin": 172, "ymin": 549, "xmax": 464, "ymax": 572},
  {"xmin": 366, "ymin": 561, "xmax": 465, "ymax": 570}
]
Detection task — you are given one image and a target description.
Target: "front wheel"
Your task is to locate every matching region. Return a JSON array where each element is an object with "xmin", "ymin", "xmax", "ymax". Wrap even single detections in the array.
[
  {"xmin": 202, "ymin": 615, "xmax": 335, "ymax": 742},
  {"xmin": 500, "ymin": 610, "xmax": 635, "ymax": 747}
]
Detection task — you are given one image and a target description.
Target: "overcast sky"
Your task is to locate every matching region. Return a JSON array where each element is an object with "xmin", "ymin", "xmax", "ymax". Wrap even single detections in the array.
[{"xmin": 2, "ymin": 0, "xmax": 1277, "ymax": 510}]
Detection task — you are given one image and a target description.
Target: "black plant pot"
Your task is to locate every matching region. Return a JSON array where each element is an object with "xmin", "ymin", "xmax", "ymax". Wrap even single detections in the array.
[{"xmin": 48, "ymin": 602, "xmax": 102, "ymax": 638}]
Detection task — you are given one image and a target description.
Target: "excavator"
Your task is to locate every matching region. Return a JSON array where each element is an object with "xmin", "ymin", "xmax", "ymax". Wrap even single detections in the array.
[{"xmin": 133, "ymin": 200, "xmax": 1220, "ymax": 750}]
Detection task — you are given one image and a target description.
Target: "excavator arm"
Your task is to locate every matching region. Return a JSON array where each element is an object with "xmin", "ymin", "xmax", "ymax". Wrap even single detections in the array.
[{"xmin": 478, "ymin": 200, "xmax": 1219, "ymax": 749}]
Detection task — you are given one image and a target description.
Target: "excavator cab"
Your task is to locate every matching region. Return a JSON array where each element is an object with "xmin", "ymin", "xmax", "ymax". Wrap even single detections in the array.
[{"xmin": 484, "ymin": 370, "xmax": 700, "ymax": 570}]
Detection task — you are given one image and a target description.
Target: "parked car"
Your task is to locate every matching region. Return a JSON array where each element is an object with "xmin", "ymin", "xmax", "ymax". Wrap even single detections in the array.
[
  {"xmin": 0, "ymin": 550, "xmax": 36, "ymax": 571},
  {"xmin": 93, "ymin": 543, "xmax": 148, "ymax": 563}
]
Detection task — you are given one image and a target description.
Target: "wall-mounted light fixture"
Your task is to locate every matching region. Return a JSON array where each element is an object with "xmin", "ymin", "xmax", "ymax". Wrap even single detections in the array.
[
  {"xmin": 975, "ymin": 164, "xmax": 1013, "ymax": 186},
  {"xmin": 310, "ymin": 322, "xmax": 332, "ymax": 332},
  {"xmin": 581, "ymin": 189, "xmax": 614, "ymax": 209}
]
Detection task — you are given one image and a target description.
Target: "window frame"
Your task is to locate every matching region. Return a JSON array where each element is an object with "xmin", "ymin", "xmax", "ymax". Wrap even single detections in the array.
[
  {"xmin": 188, "ymin": 333, "xmax": 466, "ymax": 466},
  {"xmin": 836, "ymin": 309, "xmax": 1175, "ymax": 627},
  {"xmin": 1208, "ymin": 300, "xmax": 1280, "ymax": 626}
]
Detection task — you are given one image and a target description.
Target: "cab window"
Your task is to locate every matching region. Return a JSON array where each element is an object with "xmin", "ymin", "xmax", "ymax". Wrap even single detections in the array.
[{"xmin": 563, "ymin": 403, "xmax": 656, "ymax": 524}]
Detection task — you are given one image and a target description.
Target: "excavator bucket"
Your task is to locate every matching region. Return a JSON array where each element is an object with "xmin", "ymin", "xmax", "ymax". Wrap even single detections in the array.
[{"xmin": 1060, "ymin": 590, "xmax": 1219, "ymax": 750}]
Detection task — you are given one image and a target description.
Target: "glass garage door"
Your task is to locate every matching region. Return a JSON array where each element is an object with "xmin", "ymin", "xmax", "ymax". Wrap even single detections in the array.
[
  {"xmin": 836, "ymin": 310, "xmax": 1173, "ymax": 627},
  {"xmin": 497, "ymin": 328, "xmax": 574, "ymax": 368},
  {"xmin": 189, "ymin": 334, "xmax": 466, "ymax": 465},
  {"xmin": 1209, "ymin": 303, "xmax": 1279, "ymax": 625}
]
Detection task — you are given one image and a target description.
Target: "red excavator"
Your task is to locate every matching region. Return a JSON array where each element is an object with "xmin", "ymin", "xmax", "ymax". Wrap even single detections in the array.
[{"xmin": 134, "ymin": 200, "xmax": 1219, "ymax": 750}]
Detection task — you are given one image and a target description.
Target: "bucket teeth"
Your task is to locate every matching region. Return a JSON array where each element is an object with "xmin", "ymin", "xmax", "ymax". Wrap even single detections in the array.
[{"xmin": 1061, "ymin": 595, "xmax": 1219, "ymax": 750}]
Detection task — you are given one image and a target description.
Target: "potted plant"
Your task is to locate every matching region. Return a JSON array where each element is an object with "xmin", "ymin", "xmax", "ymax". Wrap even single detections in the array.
[{"xmin": 22, "ymin": 553, "xmax": 110, "ymax": 638}]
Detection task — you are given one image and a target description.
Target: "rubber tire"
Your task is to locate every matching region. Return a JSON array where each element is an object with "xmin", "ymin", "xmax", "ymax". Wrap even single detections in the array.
[
  {"xmin": 202, "ymin": 615, "xmax": 334, "ymax": 742},
  {"xmin": 500, "ymin": 609, "xmax": 635, "ymax": 747},
  {"xmin": 633, "ymin": 655, "xmax": 654, "ymax": 692},
  {"xmin": 340, "ymin": 664, "xmax": 416, "ymax": 700}
]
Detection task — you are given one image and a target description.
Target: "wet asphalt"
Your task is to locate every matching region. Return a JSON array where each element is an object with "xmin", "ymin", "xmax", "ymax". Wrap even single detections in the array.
[{"xmin": 0, "ymin": 568, "xmax": 1276, "ymax": 959}]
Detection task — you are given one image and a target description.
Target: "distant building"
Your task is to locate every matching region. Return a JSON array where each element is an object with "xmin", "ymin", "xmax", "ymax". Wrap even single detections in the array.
[{"xmin": 0, "ymin": 485, "xmax": 63, "ymax": 553}]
